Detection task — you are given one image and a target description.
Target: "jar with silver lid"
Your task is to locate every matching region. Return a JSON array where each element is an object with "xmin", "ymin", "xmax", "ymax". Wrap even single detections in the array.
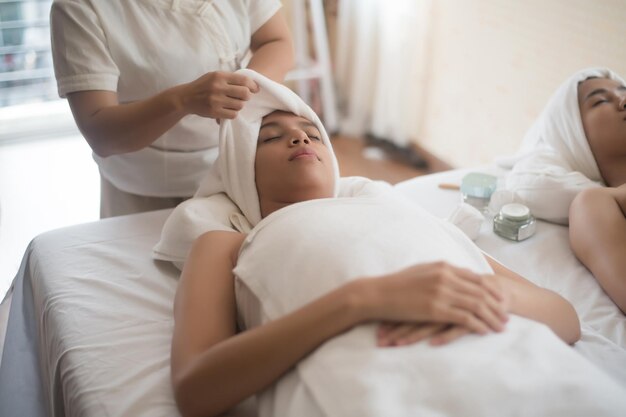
[{"xmin": 493, "ymin": 203, "xmax": 536, "ymax": 241}]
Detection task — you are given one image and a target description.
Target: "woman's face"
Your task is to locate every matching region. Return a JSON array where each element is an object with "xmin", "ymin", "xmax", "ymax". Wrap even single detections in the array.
[
  {"xmin": 578, "ymin": 77, "xmax": 626, "ymax": 184},
  {"xmin": 255, "ymin": 111, "xmax": 336, "ymax": 215}
]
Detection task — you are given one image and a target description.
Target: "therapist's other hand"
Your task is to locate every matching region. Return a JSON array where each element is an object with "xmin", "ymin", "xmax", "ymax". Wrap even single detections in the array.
[
  {"xmin": 182, "ymin": 71, "xmax": 259, "ymax": 120},
  {"xmin": 361, "ymin": 262, "xmax": 509, "ymax": 336}
]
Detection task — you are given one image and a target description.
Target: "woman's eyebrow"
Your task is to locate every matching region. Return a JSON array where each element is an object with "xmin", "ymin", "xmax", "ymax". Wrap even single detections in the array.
[
  {"xmin": 584, "ymin": 88, "xmax": 609, "ymax": 102},
  {"xmin": 584, "ymin": 85, "xmax": 626, "ymax": 102},
  {"xmin": 260, "ymin": 121, "xmax": 279, "ymax": 129},
  {"xmin": 299, "ymin": 121, "xmax": 318, "ymax": 129}
]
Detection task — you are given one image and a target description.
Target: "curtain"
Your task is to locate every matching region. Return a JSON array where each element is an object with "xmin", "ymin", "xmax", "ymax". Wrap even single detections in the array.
[{"xmin": 335, "ymin": 0, "xmax": 432, "ymax": 146}]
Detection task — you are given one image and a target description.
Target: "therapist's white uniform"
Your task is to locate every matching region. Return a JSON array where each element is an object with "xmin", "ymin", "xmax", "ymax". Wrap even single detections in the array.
[{"xmin": 50, "ymin": 0, "xmax": 281, "ymax": 217}]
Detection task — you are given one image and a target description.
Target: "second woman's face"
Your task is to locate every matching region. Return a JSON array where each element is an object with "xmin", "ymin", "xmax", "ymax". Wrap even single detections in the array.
[{"xmin": 578, "ymin": 77, "xmax": 626, "ymax": 178}]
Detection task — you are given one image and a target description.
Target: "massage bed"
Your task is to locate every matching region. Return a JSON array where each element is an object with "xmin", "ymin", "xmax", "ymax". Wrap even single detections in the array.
[{"xmin": 1, "ymin": 167, "xmax": 625, "ymax": 417}]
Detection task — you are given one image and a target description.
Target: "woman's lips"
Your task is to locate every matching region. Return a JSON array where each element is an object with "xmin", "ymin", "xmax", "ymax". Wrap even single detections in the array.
[{"xmin": 289, "ymin": 149, "xmax": 319, "ymax": 161}]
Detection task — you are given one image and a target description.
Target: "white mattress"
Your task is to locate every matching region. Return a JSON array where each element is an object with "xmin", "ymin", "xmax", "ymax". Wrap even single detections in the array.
[{"xmin": 0, "ymin": 169, "xmax": 624, "ymax": 417}]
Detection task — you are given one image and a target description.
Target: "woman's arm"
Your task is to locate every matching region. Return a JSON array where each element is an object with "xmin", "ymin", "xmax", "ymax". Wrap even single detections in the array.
[
  {"xmin": 485, "ymin": 255, "xmax": 581, "ymax": 344},
  {"xmin": 171, "ymin": 230, "xmax": 363, "ymax": 417},
  {"xmin": 569, "ymin": 186, "xmax": 626, "ymax": 314},
  {"xmin": 172, "ymin": 233, "xmax": 507, "ymax": 417},
  {"xmin": 247, "ymin": 9, "xmax": 295, "ymax": 82}
]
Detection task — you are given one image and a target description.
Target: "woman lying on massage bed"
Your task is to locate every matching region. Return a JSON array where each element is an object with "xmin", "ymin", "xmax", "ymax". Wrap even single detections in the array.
[
  {"xmin": 167, "ymin": 70, "xmax": 626, "ymax": 417},
  {"xmin": 503, "ymin": 68, "xmax": 626, "ymax": 313},
  {"xmin": 165, "ymin": 75, "xmax": 598, "ymax": 417}
]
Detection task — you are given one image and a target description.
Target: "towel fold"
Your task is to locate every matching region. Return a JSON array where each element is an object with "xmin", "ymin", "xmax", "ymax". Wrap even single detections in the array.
[{"xmin": 498, "ymin": 67, "xmax": 624, "ymax": 224}]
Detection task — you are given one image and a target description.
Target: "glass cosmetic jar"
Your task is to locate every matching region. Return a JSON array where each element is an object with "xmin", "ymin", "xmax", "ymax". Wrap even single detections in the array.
[
  {"xmin": 493, "ymin": 203, "xmax": 536, "ymax": 241},
  {"xmin": 460, "ymin": 173, "xmax": 497, "ymax": 212}
]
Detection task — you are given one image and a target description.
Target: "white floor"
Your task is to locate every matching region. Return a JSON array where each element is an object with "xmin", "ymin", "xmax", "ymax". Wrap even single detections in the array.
[{"xmin": 0, "ymin": 135, "xmax": 100, "ymax": 299}]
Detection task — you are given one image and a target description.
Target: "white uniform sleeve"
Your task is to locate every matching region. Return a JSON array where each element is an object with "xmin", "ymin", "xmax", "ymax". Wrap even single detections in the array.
[
  {"xmin": 247, "ymin": 0, "xmax": 282, "ymax": 34},
  {"xmin": 50, "ymin": 0, "xmax": 120, "ymax": 97}
]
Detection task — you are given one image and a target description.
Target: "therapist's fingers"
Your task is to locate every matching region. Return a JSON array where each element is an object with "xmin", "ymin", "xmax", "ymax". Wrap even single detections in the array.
[
  {"xmin": 226, "ymin": 73, "xmax": 260, "ymax": 94},
  {"xmin": 215, "ymin": 108, "xmax": 238, "ymax": 120},
  {"xmin": 225, "ymin": 83, "xmax": 257, "ymax": 101}
]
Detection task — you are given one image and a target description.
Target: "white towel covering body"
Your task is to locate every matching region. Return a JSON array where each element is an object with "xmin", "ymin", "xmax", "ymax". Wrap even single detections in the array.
[
  {"xmin": 500, "ymin": 67, "xmax": 625, "ymax": 224},
  {"xmin": 234, "ymin": 189, "xmax": 626, "ymax": 417}
]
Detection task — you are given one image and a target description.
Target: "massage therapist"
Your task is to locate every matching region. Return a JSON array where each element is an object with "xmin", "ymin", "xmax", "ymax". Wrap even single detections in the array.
[{"xmin": 50, "ymin": 0, "xmax": 294, "ymax": 217}]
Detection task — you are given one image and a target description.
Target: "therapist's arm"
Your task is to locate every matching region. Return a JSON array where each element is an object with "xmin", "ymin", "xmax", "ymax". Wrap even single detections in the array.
[
  {"xmin": 247, "ymin": 9, "xmax": 295, "ymax": 82},
  {"xmin": 66, "ymin": 70, "xmax": 259, "ymax": 158}
]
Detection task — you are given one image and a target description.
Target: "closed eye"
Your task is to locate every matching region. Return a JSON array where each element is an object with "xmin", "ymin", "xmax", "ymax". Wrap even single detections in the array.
[
  {"xmin": 308, "ymin": 135, "xmax": 321, "ymax": 141},
  {"xmin": 262, "ymin": 136, "xmax": 281, "ymax": 143},
  {"xmin": 592, "ymin": 99, "xmax": 608, "ymax": 107}
]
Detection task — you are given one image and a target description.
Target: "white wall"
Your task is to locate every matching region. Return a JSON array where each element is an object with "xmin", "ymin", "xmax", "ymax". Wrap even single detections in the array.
[{"xmin": 414, "ymin": 0, "xmax": 626, "ymax": 166}]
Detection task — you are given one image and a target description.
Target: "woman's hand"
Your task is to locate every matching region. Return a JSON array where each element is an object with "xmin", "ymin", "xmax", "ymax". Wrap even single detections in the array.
[
  {"xmin": 377, "ymin": 322, "xmax": 471, "ymax": 347},
  {"xmin": 359, "ymin": 262, "xmax": 509, "ymax": 336},
  {"xmin": 180, "ymin": 71, "xmax": 260, "ymax": 120}
]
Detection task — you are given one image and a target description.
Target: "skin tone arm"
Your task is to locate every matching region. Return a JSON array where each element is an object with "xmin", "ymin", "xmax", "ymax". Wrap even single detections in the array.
[
  {"xmin": 171, "ymin": 231, "xmax": 508, "ymax": 417},
  {"xmin": 378, "ymin": 255, "xmax": 581, "ymax": 347},
  {"xmin": 569, "ymin": 185, "xmax": 626, "ymax": 313},
  {"xmin": 66, "ymin": 11, "xmax": 294, "ymax": 158}
]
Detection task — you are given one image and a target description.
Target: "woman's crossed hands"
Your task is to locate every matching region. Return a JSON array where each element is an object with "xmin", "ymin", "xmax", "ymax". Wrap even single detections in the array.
[{"xmin": 359, "ymin": 261, "xmax": 510, "ymax": 347}]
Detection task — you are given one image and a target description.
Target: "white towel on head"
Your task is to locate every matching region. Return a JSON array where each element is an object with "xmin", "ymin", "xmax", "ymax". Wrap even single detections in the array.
[
  {"xmin": 498, "ymin": 67, "xmax": 625, "ymax": 224},
  {"xmin": 153, "ymin": 69, "xmax": 345, "ymax": 267},
  {"xmin": 194, "ymin": 68, "xmax": 340, "ymax": 227}
]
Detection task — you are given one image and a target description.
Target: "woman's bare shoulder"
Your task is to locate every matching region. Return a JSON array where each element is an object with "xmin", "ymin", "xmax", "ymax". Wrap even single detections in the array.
[{"xmin": 192, "ymin": 230, "xmax": 247, "ymax": 264}]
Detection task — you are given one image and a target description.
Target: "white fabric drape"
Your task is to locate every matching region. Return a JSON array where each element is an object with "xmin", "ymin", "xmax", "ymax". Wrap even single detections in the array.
[{"xmin": 335, "ymin": 0, "xmax": 432, "ymax": 146}]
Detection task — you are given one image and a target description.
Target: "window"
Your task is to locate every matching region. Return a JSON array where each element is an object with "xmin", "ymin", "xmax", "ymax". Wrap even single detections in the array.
[{"xmin": 0, "ymin": 0, "xmax": 55, "ymax": 107}]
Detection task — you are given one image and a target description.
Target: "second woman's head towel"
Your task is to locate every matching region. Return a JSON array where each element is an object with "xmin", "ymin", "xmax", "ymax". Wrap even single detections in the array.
[
  {"xmin": 516, "ymin": 67, "xmax": 624, "ymax": 181},
  {"xmin": 501, "ymin": 67, "xmax": 625, "ymax": 224}
]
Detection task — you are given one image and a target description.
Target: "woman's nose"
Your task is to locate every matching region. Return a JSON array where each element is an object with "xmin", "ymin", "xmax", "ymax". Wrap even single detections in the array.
[
  {"xmin": 289, "ymin": 130, "xmax": 310, "ymax": 145},
  {"xmin": 620, "ymin": 94, "xmax": 626, "ymax": 110}
]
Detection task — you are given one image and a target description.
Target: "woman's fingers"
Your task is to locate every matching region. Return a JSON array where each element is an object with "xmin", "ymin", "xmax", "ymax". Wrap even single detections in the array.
[
  {"xmin": 433, "ymin": 305, "xmax": 491, "ymax": 335},
  {"xmin": 429, "ymin": 326, "xmax": 471, "ymax": 346},
  {"xmin": 393, "ymin": 323, "xmax": 448, "ymax": 346},
  {"xmin": 439, "ymin": 266, "xmax": 509, "ymax": 327},
  {"xmin": 377, "ymin": 322, "xmax": 473, "ymax": 348},
  {"xmin": 450, "ymin": 292, "xmax": 506, "ymax": 332}
]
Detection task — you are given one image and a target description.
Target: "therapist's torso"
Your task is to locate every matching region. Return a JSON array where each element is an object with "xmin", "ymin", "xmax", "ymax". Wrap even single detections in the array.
[{"xmin": 51, "ymin": 0, "xmax": 281, "ymax": 196}]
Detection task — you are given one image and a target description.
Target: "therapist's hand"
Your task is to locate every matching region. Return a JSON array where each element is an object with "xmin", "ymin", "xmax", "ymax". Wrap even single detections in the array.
[{"xmin": 181, "ymin": 71, "xmax": 260, "ymax": 120}]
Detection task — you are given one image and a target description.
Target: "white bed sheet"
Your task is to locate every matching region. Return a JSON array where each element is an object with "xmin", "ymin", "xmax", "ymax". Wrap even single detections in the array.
[
  {"xmin": 396, "ymin": 168, "xmax": 626, "ymax": 383},
  {"xmin": 0, "ymin": 210, "xmax": 255, "ymax": 417},
  {"xmin": 0, "ymin": 169, "xmax": 624, "ymax": 417}
]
